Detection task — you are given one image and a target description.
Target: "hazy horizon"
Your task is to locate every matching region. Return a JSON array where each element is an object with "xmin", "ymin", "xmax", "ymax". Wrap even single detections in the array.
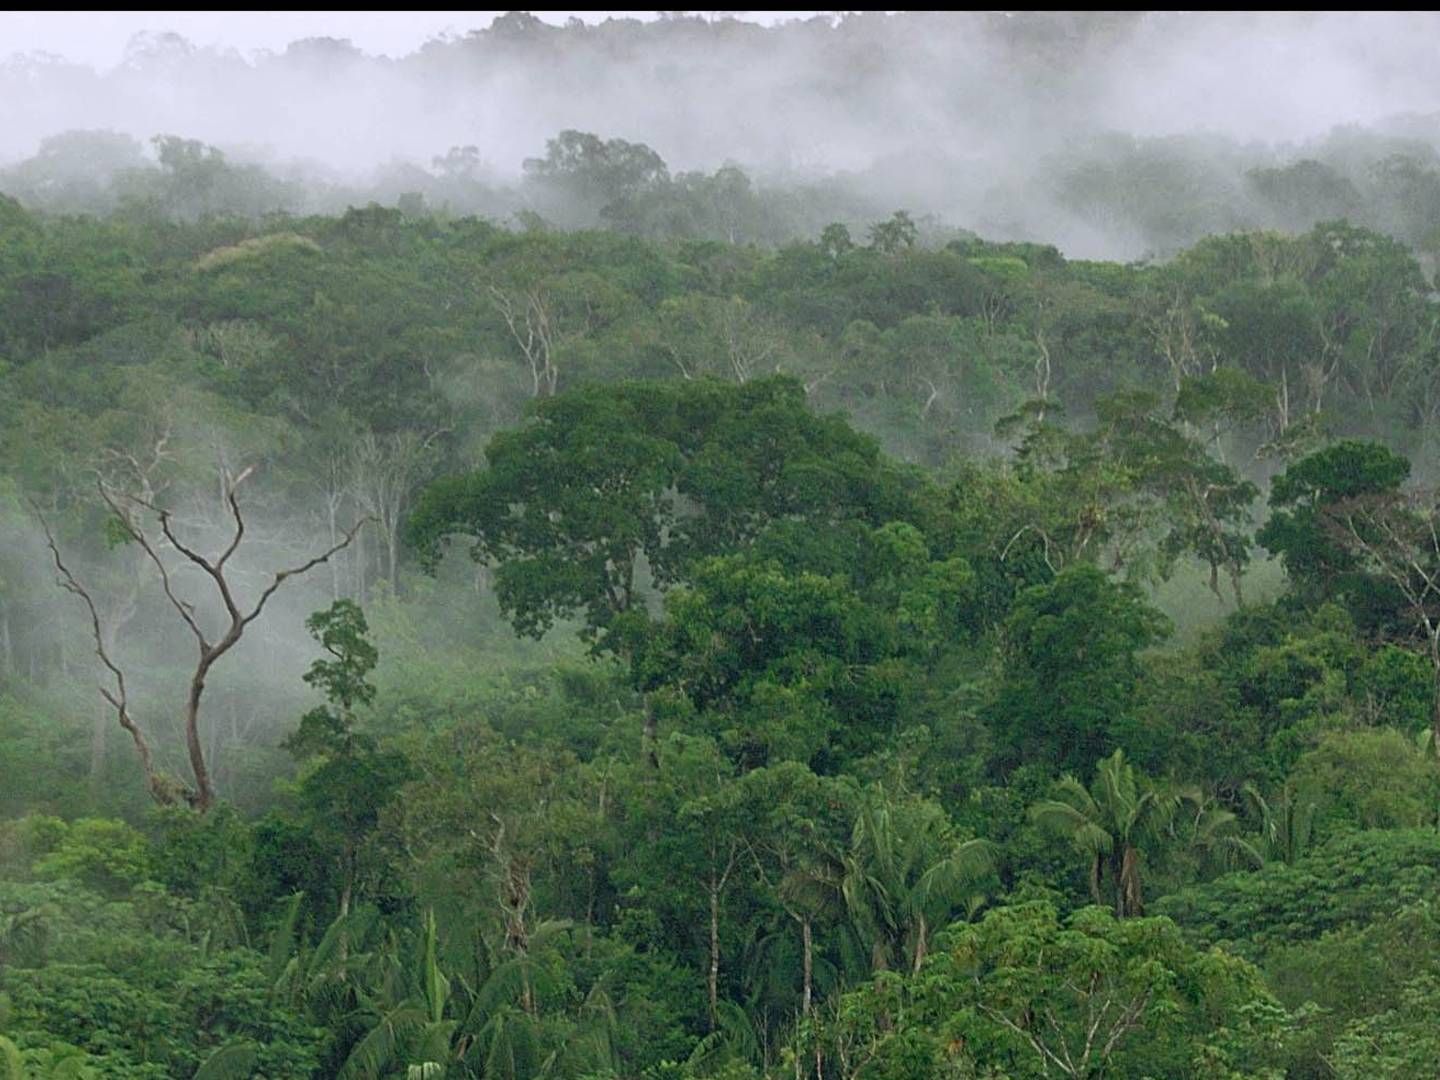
[{"xmin": 5, "ymin": 11, "xmax": 1440, "ymax": 258}]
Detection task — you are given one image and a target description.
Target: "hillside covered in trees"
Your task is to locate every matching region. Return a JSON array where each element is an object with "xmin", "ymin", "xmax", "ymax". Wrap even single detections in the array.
[{"xmin": 6, "ymin": 10, "xmax": 1440, "ymax": 1080}]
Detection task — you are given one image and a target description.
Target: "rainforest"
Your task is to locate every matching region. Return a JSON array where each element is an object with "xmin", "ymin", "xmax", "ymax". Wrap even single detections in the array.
[{"xmin": 4, "ymin": 11, "xmax": 1440, "ymax": 1080}]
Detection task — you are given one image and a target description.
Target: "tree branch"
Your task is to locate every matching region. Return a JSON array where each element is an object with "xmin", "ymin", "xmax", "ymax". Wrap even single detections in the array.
[{"xmin": 33, "ymin": 506, "xmax": 172, "ymax": 803}]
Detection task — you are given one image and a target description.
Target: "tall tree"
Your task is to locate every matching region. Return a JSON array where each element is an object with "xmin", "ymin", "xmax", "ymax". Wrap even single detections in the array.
[
  {"xmin": 992, "ymin": 565, "xmax": 1169, "ymax": 774},
  {"xmin": 282, "ymin": 600, "xmax": 410, "ymax": 921},
  {"xmin": 38, "ymin": 469, "xmax": 367, "ymax": 810},
  {"xmin": 407, "ymin": 377, "xmax": 926, "ymax": 764},
  {"xmin": 1258, "ymin": 440, "xmax": 1412, "ymax": 622},
  {"xmin": 1029, "ymin": 749, "xmax": 1183, "ymax": 918},
  {"xmin": 1318, "ymin": 469, "xmax": 1440, "ymax": 754}
]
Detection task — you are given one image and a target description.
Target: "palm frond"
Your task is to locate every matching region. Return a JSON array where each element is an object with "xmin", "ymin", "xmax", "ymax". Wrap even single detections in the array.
[
  {"xmin": 192, "ymin": 1041, "xmax": 257, "ymax": 1080},
  {"xmin": 1209, "ymin": 833, "xmax": 1266, "ymax": 871},
  {"xmin": 266, "ymin": 892, "xmax": 305, "ymax": 990},
  {"xmin": 912, "ymin": 839, "xmax": 994, "ymax": 913},
  {"xmin": 0, "ymin": 1035, "xmax": 24, "ymax": 1080},
  {"xmin": 1030, "ymin": 800, "xmax": 1113, "ymax": 856},
  {"xmin": 462, "ymin": 956, "xmax": 560, "ymax": 1034},
  {"xmin": 479, "ymin": 1008, "xmax": 539, "ymax": 1080},
  {"xmin": 337, "ymin": 1005, "xmax": 430, "ymax": 1080},
  {"xmin": 308, "ymin": 904, "xmax": 381, "ymax": 983}
]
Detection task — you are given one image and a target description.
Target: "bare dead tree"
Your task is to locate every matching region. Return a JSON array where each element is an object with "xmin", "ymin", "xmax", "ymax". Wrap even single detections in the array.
[
  {"xmin": 87, "ymin": 429, "xmax": 176, "ymax": 788},
  {"xmin": 39, "ymin": 469, "xmax": 370, "ymax": 811},
  {"xmin": 717, "ymin": 296, "xmax": 778, "ymax": 384},
  {"xmin": 1146, "ymin": 287, "xmax": 1217, "ymax": 395},
  {"xmin": 1325, "ymin": 489, "xmax": 1440, "ymax": 754},
  {"xmin": 490, "ymin": 283, "xmax": 558, "ymax": 398},
  {"xmin": 37, "ymin": 512, "xmax": 172, "ymax": 805},
  {"xmin": 349, "ymin": 428, "xmax": 444, "ymax": 589}
]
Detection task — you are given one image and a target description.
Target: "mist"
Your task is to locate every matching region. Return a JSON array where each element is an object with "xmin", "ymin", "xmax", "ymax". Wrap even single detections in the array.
[{"xmin": 6, "ymin": 11, "xmax": 1440, "ymax": 258}]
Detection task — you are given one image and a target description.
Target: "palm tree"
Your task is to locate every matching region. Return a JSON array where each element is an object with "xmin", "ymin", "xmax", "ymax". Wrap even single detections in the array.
[
  {"xmin": 776, "ymin": 857, "xmax": 853, "ymax": 1019},
  {"xmin": 1029, "ymin": 748, "xmax": 1182, "ymax": 918},
  {"xmin": 1180, "ymin": 791, "xmax": 1266, "ymax": 877},
  {"xmin": 0, "ymin": 902, "xmax": 52, "ymax": 969},
  {"xmin": 1241, "ymin": 781, "xmax": 1317, "ymax": 864},
  {"xmin": 325, "ymin": 910, "xmax": 616, "ymax": 1080},
  {"xmin": 837, "ymin": 787, "xmax": 994, "ymax": 974}
]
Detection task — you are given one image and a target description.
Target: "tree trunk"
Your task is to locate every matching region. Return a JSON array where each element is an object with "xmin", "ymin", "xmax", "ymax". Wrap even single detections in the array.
[
  {"xmin": 801, "ymin": 917, "xmax": 813, "ymax": 1017},
  {"xmin": 337, "ymin": 846, "xmax": 355, "ymax": 964},
  {"xmin": 643, "ymin": 693, "xmax": 659, "ymax": 770},
  {"xmin": 1119, "ymin": 846, "xmax": 1145, "ymax": 918},
  {"xmin": 354, "ymin": 524, "xmax": 368, "ymax": 604},
  {"xmin": 327, "ymin": 498, "xmax": 341, "ymax": 602},
  {"xmin": 1430, "ymin": 652, "xmax": 1440, "ymax": 779},
  {"xmin": 185, "ymin": 660, "xmax": 215, "ymax": 811},
  {"xmin": 1112, "ymin": 849, "xmax": 1126, "ymax": 919},
  {"xmin": 386, "ymin": 518, "xmax": 400, "ymax": 591},
  {"xmin": 708, "ymin": 878, "xmax": 721, "ymax": 1032},
  {"xmin": 912, "ymin": 913, "xmax": 928, "ymax": 974}
]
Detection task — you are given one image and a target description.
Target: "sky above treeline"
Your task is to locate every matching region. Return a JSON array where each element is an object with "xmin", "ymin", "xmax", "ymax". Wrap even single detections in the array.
[{"xmin": 0, "ymin": 11, "xmax": 823, "ymax": 69}]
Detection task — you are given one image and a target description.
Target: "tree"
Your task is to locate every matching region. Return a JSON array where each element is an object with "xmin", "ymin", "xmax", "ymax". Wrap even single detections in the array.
[
  {"xmin": 1086, "ymin": 390, "xmax": 1259, "ymax": 606},
  {"xmin": 1316, "ymin": 465, "xmax": 1440, "ymax": 754},
  {"xmin": 738, "ymin": 763, "xmax": 857, "ymax": 1029},
  {"xmin": 866, "ymin": 211, "xmax": 918, "ymax": 255},
  {"xmin": 992, "ymin": 566, "xmax": 1170, "ymax": 774},
  {"xmin": 407, "ymin": 378, "xmax": 925, "ymax": 764},
  {"xmin": 837, "ymin": 787, "xmax": 993, "ymax": 974},
  {"xmin": 522, "ymin": 130, "xmax": 670, "ymax": 224},
  {"xmin": 487, "ymin": 282, "xmax": 560, "ymax": 399},
  {"xmin": 1288, "ymin": 728, "xmax": 1440, "ymax": 836},
  {"xmin": 1257, "ymin": 440, "xmax": 1411, "ymax": 611},
  {"xmin": 347, "ymin": 429, "xmax": 438, "ymax": 590},
  {"xmin": 610, "ymin": 735, "xmax": 753, "ymax": 1034},
  {"xmin": 38, "ymin": 470, "xmax": 368, "ymax": 810},
  {"xmin": 1029, "ymin": 749, "xmax": 1184, "ymax": 918},
  {"xmin": 634, "ymin": 550, "xmax": 909, "ymax": 770},
  {"xmin": 794, "ymin": 900, "xmax": 1288, "ymax": 1080},
  {"xmin": 937, "ymin": 902, "xmax": 1287, "ymax": 1079},
  {"xmin": 1328, "ymin": 973, "xmax": 1440, "ymax": 1079},
  {"xmin": 1240, "ymin": 782, "xmax": 1316, "ymax": 866},
  {"xmin": 282, "ymin": 600, "xmax": 411, "ymax": 921}
]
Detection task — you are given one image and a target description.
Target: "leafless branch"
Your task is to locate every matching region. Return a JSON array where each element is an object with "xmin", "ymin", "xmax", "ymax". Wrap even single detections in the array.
[{"xmin": 33, "ymin": 506, "xmax": 174, "ymax": 804}]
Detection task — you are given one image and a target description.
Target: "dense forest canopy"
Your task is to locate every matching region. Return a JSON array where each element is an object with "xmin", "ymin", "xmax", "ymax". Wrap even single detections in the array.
[{"xmin": 5, "ymin": 10, "xmax": 1440, "ymax": 1080}]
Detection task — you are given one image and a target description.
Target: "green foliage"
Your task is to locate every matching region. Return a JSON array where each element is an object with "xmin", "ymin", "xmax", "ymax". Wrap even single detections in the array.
[
  {"xmin": 275, "ymin": 601, "xmax": 412, "ymax": 925},
  {"xmin": 1258, "ymin": 441, "xmax": 1411, "ymax": 615},
  {"xmin": 1328, "ymin": 973, "xmax": 1440, "ymax": 1079},
  {"xmin": 6, "ymin": 142, "xmax": 1440, "ymax": 1080},
  {"xmin": 31, "ymin": 820, "xmax": 151, "ymax": 898},
  {"xmin": 1155, "ymin": 828, "xmax": 1440, "ymax": 961},
  {"xmin": 800, "ymin": 900, "xmax": 1288, "ymax": 1079},
  {"xmin": 1288, "ymin": 728, "xmax": 1440, "ymax": 837},
  {"xmin": 0, "ymin": 875, "xmax": 322, "ymax": 1078},
  {"xmin": 993, "ymin": 565, "xmax": 1170, "ymax": 773},
  {"xmin": 1030, "ymin": 749, "xmax": 1188, "ymax": 918},
  {"xmin": 409, "ymin": 377, "xmax": 923, "ymax": 657}
]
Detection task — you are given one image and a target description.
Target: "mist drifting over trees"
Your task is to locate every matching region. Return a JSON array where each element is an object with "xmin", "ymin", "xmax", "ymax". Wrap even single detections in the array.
[
  {"xmin": 6, "ymin": 11, "xmax": 1440, "ymax": 257},
  {"xmin": 6, "ymin": 11, "xmax": 1440, "ymax": 1079}
]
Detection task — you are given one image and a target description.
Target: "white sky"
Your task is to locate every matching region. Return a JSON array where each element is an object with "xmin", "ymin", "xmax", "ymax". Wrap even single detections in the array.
[{"xmin": 0, "ymin": 11, "xmax": 821, "ymax": 70}]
